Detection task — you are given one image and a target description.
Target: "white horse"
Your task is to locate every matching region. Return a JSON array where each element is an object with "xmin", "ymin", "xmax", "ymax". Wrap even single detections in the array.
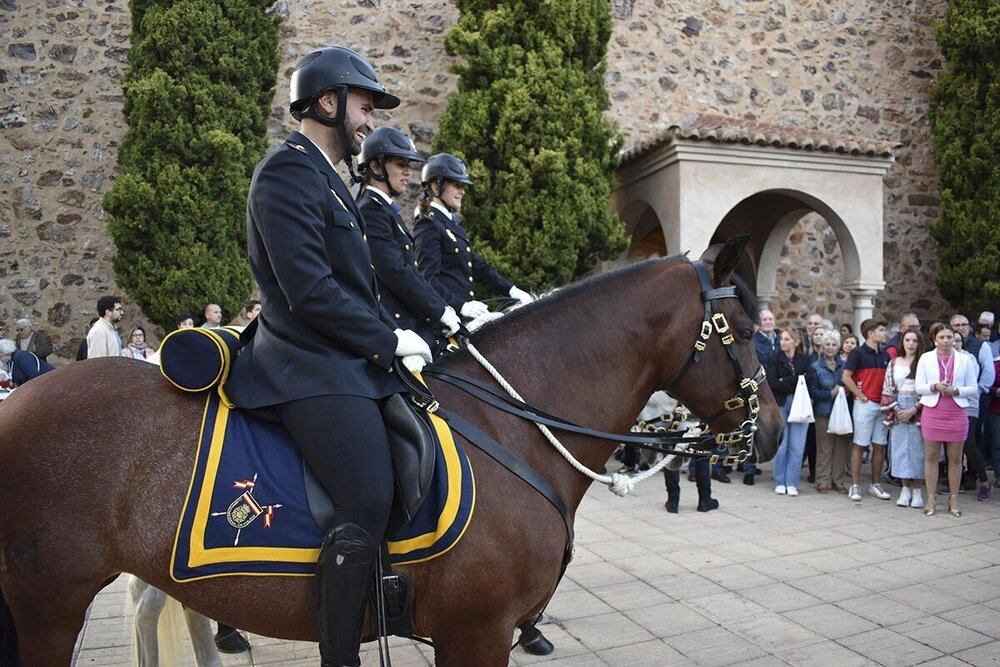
[{"xmin": 128, "ymin": 576, "xmax": 223, "ymax": 667}]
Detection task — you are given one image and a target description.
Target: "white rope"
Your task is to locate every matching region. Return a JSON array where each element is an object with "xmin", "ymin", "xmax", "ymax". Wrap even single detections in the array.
[{"xmin": 465, "ymin": 342, "xmax": 693, "ymax": 497}]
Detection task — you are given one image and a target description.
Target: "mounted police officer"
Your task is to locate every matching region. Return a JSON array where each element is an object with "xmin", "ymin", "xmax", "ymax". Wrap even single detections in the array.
[
  {"xmin": 357, "ymin": 128, "xmax": 461, "ymax": 356},
  {"xmin": 412, "ymin": 154, "xmax": 534, "ymax": 322},
  {"xmin": 223, "ymin": 45, "xmax": 432, "ymax": 667}
]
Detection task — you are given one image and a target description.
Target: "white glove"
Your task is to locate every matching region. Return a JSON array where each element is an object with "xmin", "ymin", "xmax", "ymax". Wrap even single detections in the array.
[
  {"xmin": 401, "ymin": 354, "xmax": 426, "ymax": 374},
  {"xmin": 393, "ymin": 329, "xmax": 432, "ymax": 363},
  {"xmin": 438, "ymin": 306, "xmax": 461, "ymax": 336},
  {"xmin": 460, "ymin": 300, "xmax": 490, "ymax": 319},
  {"xmin": 509, "ymin": 286, "xmax": 534, "ymax": 305}
]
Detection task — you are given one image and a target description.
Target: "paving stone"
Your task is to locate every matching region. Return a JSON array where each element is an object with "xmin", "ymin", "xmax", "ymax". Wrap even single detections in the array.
[
  {"xmin": 562, "ymin": 610, "xmax": 655, "ymax": 652},
  {"xmin": 588, "ymin": 577, "xmax": 674, "ymax": 612},
  {"xmin": 696, "ymin": 562, "xmax": 780, "ymax": 591},
  {"xmin": 544, "ymin": 587, "xmax": 616, "ymax": 621},
  {"xmin": 666, "ymin": 625, "xmax": 769, "ymax": 666},
  {"xmin": 785, "ymin": 602, "xmax": 880, "ymax": 640},
  {"xmin": 954, "ymin": 639, "xmax": 1000, "ymax": 665},
  {"xmin": 775, "ymin": 639, "xmax": 873, "ymax": 666},
  {"xmin": 728, "ymin": 612, "xmax": 825, "ymax": 653},
  {"xmin": 622, "ymin": 601, "xmax": 715, "ymax": 638},
  {"xmin": 838, "ymin": 627, "xmax": 944, "ymax": 666},
  {"xmin": 926, "ymin": 572, "xmax": 1000, "ymax": 604},
  {"xmin": 939, "ymin": 604, "xmax": 1000, "ymax": 637},
  {"xmin": 739, "ymin": 581, "xmax": 825, "ymax": 613},
  {"xmin": 789, "ymin": 572, "xmax": 870, "ymax": 603},
  {"xmin": 835, "ymin": 593, "xmax": 926, "ymax": 626},
  {"xmin": 684, "ymin": 591, "xmax": 769, "ymax": 623},
  {"xmin": 597, "ymin": 638, "xmax": 692, "ymax": 666},
  {"xmin": 882, "ymin": 582, "xmax": 971, "ymax": 615},
  {"xmin": 889, "ymin": 616, "xmax": 993, "ymax": 655}
]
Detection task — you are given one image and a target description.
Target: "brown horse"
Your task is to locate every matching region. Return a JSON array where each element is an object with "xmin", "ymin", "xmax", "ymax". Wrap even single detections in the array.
[{"xmin": 0, "ymin": 237, "xmax": 781, "ymax": 666}]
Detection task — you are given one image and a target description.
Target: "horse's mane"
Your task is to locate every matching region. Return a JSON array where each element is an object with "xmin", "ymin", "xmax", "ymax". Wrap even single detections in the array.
[
  {"xmin": 467, "ymin": 251, "xmax": 759, "ymax": 349},
  {"xmin": 467, "ymin": 255, "xmax": 687, "ymax": 347}
]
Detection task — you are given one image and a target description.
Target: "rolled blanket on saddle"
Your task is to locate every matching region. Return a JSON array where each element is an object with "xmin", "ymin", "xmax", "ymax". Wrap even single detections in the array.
[{"xmin": 159, "ymin": 327, "xmax": 243, "ymax": 392}]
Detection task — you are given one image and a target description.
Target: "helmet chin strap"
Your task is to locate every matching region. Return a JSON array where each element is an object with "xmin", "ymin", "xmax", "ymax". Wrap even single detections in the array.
[
  {"xmin": 429, "ymin": 178, "xmax": 456, "ymax": 213},
  {"xmin": 368, "ymin": 158, "xmax": 401, "ymax": 198},
  {"xmin": 304, "ymin": 86, "xmax": 360, "ymax": 182}
]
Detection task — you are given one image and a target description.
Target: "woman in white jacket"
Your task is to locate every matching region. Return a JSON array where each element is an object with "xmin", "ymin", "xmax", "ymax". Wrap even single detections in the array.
[{"xmin": 916, "ymin": 322, "xmax": 979, "ymax": 517}]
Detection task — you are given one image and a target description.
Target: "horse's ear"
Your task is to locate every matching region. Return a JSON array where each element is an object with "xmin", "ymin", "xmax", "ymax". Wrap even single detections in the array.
[{"xmin": 705, "ymin": 234, "xmax": 751, "ymax": 287}]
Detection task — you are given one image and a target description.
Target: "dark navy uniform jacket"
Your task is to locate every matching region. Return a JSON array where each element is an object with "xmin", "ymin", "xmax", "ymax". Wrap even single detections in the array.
[
  {"xmin": 412, "ymin": 204, "xmax": 512, "ymax": 311},
  {"xmin": 357, "ymin": 187, "xmax": 447, "ymax": 349},
  {"xmin": 225, "ymin": 131, "xmax": 403, "ymax": 408}
]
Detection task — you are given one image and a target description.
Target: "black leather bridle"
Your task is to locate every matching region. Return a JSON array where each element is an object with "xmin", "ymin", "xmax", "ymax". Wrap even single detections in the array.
[
  {"xmin": 400, "ymin": 259, "xmax": 764, "ymax": 464},
  {"xmin": 663, "ymin": 260, "xmax": 765, "ymax": 462}
]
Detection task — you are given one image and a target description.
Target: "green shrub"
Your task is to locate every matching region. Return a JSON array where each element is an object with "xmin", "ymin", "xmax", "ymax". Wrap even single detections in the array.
[
  {"xmin": 434, "ymin": 0, "xmax": 627, "ymax": 290},
  {"xmin": 928, "ymin": 1, "xmax": 1000, "ymax": 315},
  {"xmin": 103, "ymin": 0, "xmax": 279, "ymax": 328}
]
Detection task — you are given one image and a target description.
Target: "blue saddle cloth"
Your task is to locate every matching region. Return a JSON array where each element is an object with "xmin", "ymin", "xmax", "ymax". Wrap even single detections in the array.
[{"xmin": 171, "ymin": 392, "xmax": 475, "ymax": 582}]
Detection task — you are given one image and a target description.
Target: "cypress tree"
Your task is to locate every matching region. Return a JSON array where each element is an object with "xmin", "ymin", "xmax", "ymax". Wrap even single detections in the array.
[
  {"xmin": 928, "ymin": 1, "xmax": 1000, "ymax": 315},
  {"xmin": 434, "ymin": 0, "xmax": 627, "ymax": 290},
  {"xmin": 103, "ymin": 0, "xmax": 279, "ymax": 329}
]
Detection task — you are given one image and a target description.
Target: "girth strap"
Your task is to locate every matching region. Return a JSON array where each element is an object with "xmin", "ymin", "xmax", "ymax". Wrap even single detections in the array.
[{"xmin": 440, "ymin": 409, "xmax": 575, "ymax": 573}]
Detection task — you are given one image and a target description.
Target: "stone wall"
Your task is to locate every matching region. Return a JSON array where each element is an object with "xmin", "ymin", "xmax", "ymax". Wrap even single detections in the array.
[
  {"xmin": 1, "ymin": 0, "xmax": 133, "ymax": 360},
  {"xmin": 1, "ymin": 0, "xmax": 953, "ymax": 362}
]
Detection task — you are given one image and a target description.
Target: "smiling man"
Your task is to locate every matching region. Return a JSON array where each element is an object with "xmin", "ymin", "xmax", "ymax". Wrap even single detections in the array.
[{"xmin": 223, "ymin": 45, "xmax": 433, "ymax": 667}]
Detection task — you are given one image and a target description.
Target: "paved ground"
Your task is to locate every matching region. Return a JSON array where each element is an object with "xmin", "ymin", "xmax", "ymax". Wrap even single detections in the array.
[{"xmin": 73, "ymin": 458, "xmax": 1000, "ymax": 666}]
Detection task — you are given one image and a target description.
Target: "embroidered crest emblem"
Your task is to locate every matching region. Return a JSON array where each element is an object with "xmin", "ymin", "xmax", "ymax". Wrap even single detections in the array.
[{"xmin": 210, "ymin": 473, "xmax": 282, "ymax": 546}]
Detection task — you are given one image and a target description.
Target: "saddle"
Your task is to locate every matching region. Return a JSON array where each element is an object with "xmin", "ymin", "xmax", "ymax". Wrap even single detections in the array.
[
  {"xmin": 162, "ymin": 326, "xmax": 437, "ymax": 530},
  {"xmin": 303, "ymin": 391, "xmax": 437, "ymax": 534}
]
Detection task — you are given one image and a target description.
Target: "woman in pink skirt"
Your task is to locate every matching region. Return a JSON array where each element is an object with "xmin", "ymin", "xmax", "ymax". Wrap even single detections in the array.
[{"xmin": 916, "ymin": 322, "xmax": 979, "ymax": 516}]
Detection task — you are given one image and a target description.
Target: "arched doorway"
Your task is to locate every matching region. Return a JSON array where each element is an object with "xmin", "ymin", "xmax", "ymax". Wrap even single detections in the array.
[{"xmin": 613, "ymin": 113, "xmax": 895, "ymax": 332}]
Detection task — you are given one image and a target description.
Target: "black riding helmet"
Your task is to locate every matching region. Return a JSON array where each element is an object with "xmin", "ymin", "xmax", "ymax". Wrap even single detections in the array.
[
  {"xmin": 421, "ymin": 154, "xmax": 473, "ymax": 213},
  {"xmin": 289, "ymin": 45, "xmax": 400, "ymax": 121},
  {"xmin": 358, "ymin": 127, "xmax": 425, "ymax": 198},
  {"xmin": 359, "ymin": 127, "xmax": 423, "ymax": 165},
  {"xmin": 421, "ymin": 153, "xmax": 474, "ymax": 187},
  {"xmin": 289, "ymin": 46, "xmax": 399, "ymax": 179}
]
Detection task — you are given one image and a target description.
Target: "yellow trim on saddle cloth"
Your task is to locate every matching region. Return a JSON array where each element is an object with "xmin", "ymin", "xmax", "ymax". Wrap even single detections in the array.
[{"xmin": 170, "ymin": 387, "xmax": 474, "ymax": 579}]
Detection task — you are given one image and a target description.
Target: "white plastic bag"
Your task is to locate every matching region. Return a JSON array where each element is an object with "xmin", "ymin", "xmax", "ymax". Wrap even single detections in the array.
[
  {"xmin": 788, "ymin": 375, "xmax": 815, "ymax": 424},
  {"xmin": 827, "ymin": 388, "xmax": 853, "ymax": 434}
]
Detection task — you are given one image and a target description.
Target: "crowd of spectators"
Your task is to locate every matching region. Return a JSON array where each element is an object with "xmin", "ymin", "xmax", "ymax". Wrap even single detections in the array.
[
  {"xmin": 745, "ymin": 307, "xmax": 1000, "ymax": 515},
  {"xmin": 0, "ymin": 297, "xmax": 263, "ymax": 390}
]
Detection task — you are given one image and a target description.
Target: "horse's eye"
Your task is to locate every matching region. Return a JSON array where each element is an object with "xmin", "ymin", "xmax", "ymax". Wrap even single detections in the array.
[{"xmin": 738, "ymin": 328, "xmax": 753, "ymax": 340}]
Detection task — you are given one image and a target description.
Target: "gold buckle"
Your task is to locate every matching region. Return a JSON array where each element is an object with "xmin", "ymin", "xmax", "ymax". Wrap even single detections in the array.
[
  {"xmin": 748, "ymin": 395, "xmax": 760, "ymax": 415},
  {"xmin": 720, "ymin": 333, "xmax": 735, "ymax": 345},
  {"xmin": 694, "ymin": 340, "xmax": 707, "ymax": 352},
  {"xmin": 711, "ymin": 313, "xmax": 730, "ymax": 334},
  {"xmin": 700, "ymin": 321, "xmax": 712, "ymax": 339},
  {"xmin": 724, "ymin": 396, "xmax": 745, "ymax": 411}
]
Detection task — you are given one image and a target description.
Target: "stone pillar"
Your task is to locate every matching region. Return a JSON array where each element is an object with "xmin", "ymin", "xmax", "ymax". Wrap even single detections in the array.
[
  {"xmin": 756, "ymin": 289, "xmax": 779, "ymax": 317},
  {"xmin": 848, "ymin": 288, "xmax": 880, "ymax": 334}
]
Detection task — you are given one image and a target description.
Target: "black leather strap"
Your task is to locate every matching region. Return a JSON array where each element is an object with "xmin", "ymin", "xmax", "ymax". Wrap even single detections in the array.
[
  {"xmin": 440, "ymin": 409, "xmax": 575, "ymax": 572},
  {"xmin": 425, "ymin": 368, "xmax": 716, "ymax": 455}
]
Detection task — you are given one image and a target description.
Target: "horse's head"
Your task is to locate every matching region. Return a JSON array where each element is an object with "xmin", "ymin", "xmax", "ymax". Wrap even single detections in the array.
[{"xmin": 654, "ymin": 235, "xmax": 782, "ymax": 463}]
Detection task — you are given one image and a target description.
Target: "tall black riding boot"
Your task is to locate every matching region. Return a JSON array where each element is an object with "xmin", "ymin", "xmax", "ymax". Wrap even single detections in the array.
[
  {"xmin": 317, "ymin": 523, "xmax": 378, "ymax": 667},
  {"xmin": 694, "ymin": 458, "xmax": 719, "ymax": 512}
]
